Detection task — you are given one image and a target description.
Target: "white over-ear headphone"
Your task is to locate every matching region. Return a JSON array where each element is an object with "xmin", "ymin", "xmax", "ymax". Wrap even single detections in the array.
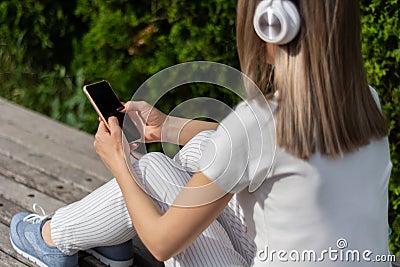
[{"xmin": 253, "ymin": 0, "xmax": 301, "ymax": 45}]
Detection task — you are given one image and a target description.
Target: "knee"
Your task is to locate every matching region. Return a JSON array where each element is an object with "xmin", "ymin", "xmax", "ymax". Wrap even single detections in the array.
[
  {"xmin": 139, "ymin": 152, "xmax": 168, "ymax": 169},
  {"xmin": 140, "ymin": 152, "xmax": 165, "ymax": 161},
  {"xmin": 132, "ymin": 152, "xmax": 180, "ymax": 209},
  {"xmin": 175, "ymin": 130, "xmax": 215, "ymax": 171},
  {"xmin": 133, "ymin": 152, "xmax": 171, "ymax": 181}
]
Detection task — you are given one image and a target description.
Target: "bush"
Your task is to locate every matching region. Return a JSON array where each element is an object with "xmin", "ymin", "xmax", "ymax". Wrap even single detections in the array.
[
  {"xmin": 71, "ymin": 0, "xmax": 239, "ymax": 133},
  {"xmin": 0, "ymin": 0, "xmax": 87, "ymax": 128},
  {"xmin": 361, "ymin": 0, "xmax": 400, "ymax": 255}
]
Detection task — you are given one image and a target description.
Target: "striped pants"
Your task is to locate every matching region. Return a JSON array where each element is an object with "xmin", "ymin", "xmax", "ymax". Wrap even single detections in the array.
[{"xmin": 51, "ymin": 131, "xmax": 256, "ymax": 267}]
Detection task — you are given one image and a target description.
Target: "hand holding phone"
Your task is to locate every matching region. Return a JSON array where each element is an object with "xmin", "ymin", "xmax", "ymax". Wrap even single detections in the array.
[{"xmin": 83, "ymin": 80, "xmax": 141, "ymax": 144}]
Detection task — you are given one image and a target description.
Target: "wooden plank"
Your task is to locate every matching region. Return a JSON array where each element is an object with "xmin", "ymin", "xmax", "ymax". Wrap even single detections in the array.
[
  {"xmin": 0, "ymin": 192, "xmax": 131, "ymax": 267},
  {"xmin": 0, "ymin": 198, "xmax": 105, "ymax": 267},
  {"xmin": 0, "ymin": 98, "xmax": 119, "ymax": 266},
  {"xmin": 0, "ymin": 98, "xmax": 99, "ymax": 160},
  {"xmin": 0, "ymin": 118, "xmax": 111, "ymax": 180},
  {"xmin": 0, "ymin": 250, "xmax": 29, "ymax": 267},
  {"xmin": 79, "ymin": 252, "xmax": 106, "ymax": 267},
  {"xmin": 0, "ymin": 196, "xmax": 27, "ymax": 226},
  {"xmin": 0, "ymin": 153, "xmax": 90, "ymax": 204},
  {"xmin": 0, "ymin": 224, "xmax": 101, "ymax": 267},
  {"xmin": 0, "ymin": 136, "xmax": 108, "ymax": 193},
  {"xmin": 0, "ymin": 222, "xmax": 36, "ymax": 266},
  {"xmin": 0, "ymin": 251, "xmax": 28, "ymax": 266},
  {"xmin": 0, "ymin": 174, "xmax": 65, "ymax": 213}
]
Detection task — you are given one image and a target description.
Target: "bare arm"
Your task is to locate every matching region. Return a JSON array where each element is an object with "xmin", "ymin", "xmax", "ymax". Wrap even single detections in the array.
[
  {"xmin": 124, "ymin": 101, "xmax": 218, "ymax": 146},
  {"xmin": 164, "ymin": 116, "xmax": 218, "ymax": 146},
  {"xmin": 116, "ymin": 167, "xmax": 232, "ymax": 261},
  {"xmin": 94, "ymin": 117, "xmax": 231, "ymax": 261}
]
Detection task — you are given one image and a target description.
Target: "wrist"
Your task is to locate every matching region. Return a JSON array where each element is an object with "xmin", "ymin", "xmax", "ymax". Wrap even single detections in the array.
[
  {"xmin": 107, "ymin": 149, "xmax": 130, "ymax": 175},
  {"xmin": 112, "ymin": 160, "xmax": 131, "ymax": 179},
  {"xmin": 162, "ymin": 116, "xmax": 190, "ymax": 145}
]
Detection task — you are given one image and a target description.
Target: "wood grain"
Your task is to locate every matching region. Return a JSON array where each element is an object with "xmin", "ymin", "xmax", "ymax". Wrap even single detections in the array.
[{"xmin": 0, "ymin": 98, "xmax": 117, "ymax": 266}]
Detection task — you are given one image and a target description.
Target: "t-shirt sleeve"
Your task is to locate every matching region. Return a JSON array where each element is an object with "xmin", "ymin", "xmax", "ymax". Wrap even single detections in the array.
[
  {"xmin": 197, "ymin": 102, "xmax": 253, "ymax": 194},
  {"xmin": 369, "ymin": 86, "xmax": 382, "ymax": 109}
]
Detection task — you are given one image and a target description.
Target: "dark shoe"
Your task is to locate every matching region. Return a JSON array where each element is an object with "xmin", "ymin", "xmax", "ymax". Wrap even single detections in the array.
[
  {"xmin": 87, "ymin": 239, "xmax": 134, "ymax": 267},
  {"xmin": 132, "ymin": 235, "xmax": 165, "ymax": 267}
]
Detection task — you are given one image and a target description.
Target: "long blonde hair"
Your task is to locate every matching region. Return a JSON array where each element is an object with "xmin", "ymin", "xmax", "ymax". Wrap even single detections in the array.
[{"xmin": 237, "ymin": 0, "xmax": 388, "ymax": 159}]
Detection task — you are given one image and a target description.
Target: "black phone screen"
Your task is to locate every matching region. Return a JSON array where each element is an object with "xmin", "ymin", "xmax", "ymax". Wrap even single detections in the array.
[{"xmin": 85, "ymin": 80, "xmax": 141, "ymax": 143}]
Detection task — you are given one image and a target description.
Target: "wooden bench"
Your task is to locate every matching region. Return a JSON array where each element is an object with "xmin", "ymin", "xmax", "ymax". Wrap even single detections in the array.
[
  {"xmin": 0, "ymin": 97, "xmax": 398, "ymax": 266},
  {"xmin": 0, "ymin": 97, "xmax": 114, "ymax": 266}
]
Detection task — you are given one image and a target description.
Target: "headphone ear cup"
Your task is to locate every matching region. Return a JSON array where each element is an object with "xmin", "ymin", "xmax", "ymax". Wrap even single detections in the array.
[
  {"xmin": 253, "ymin": 0, "xmax": 301, "ymax": 45},
  {"xmin": 279, "ymin": 0, "xmax": 301, "ymax": 44}
]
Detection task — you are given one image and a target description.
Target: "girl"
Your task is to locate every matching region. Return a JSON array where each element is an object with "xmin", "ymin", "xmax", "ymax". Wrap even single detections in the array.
[{"xmin": 10, "ymin": 0, "xmax": 392, "ymax": 266}]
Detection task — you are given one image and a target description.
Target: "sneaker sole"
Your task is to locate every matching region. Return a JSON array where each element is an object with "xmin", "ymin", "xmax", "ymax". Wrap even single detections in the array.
[
  {"xmin": 10, "ymin": 236, "xmax": 75, "ymax": 267},
  {"xmin": 86, "ymin": 249, "xmax": 133, "ymax": 267}
]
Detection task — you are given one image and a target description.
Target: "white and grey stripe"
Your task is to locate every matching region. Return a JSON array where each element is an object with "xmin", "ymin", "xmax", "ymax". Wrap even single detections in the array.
[{"xmin": 51, "ymin": 130, "xmax": 255, "ymax": 266}]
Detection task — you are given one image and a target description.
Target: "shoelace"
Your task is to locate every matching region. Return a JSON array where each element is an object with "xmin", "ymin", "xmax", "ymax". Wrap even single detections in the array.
[{"xmin": 23, "ymin": 203, "xmax": 48, "ymax": 224}]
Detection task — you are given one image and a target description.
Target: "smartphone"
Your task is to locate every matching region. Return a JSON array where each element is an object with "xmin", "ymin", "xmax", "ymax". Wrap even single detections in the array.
[{"xmin": 83, "ymin": 80, "xmax": 141, "ymax": 143}]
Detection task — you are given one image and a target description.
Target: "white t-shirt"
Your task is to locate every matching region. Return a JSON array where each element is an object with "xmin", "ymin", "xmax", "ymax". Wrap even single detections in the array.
[{"xmin": 198, "ymin": 89, "xmax": 392, "ymax": 266}]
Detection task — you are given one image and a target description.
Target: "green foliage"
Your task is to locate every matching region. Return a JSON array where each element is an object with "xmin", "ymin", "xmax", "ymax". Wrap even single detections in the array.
[
  {"xmin": 0, "ymin": 0, "xmax": 87, "ymax": 128},
  {"xmin": 71, "ymin": 0, "xmax": 239, "ymax": 132},
  {"xmin": 361, "ymin": 0, "xmax": 400, "ymax": 255},
  {"xmin": 0, "ymin": 0, "xmax": 399, "ymax": 255}
]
